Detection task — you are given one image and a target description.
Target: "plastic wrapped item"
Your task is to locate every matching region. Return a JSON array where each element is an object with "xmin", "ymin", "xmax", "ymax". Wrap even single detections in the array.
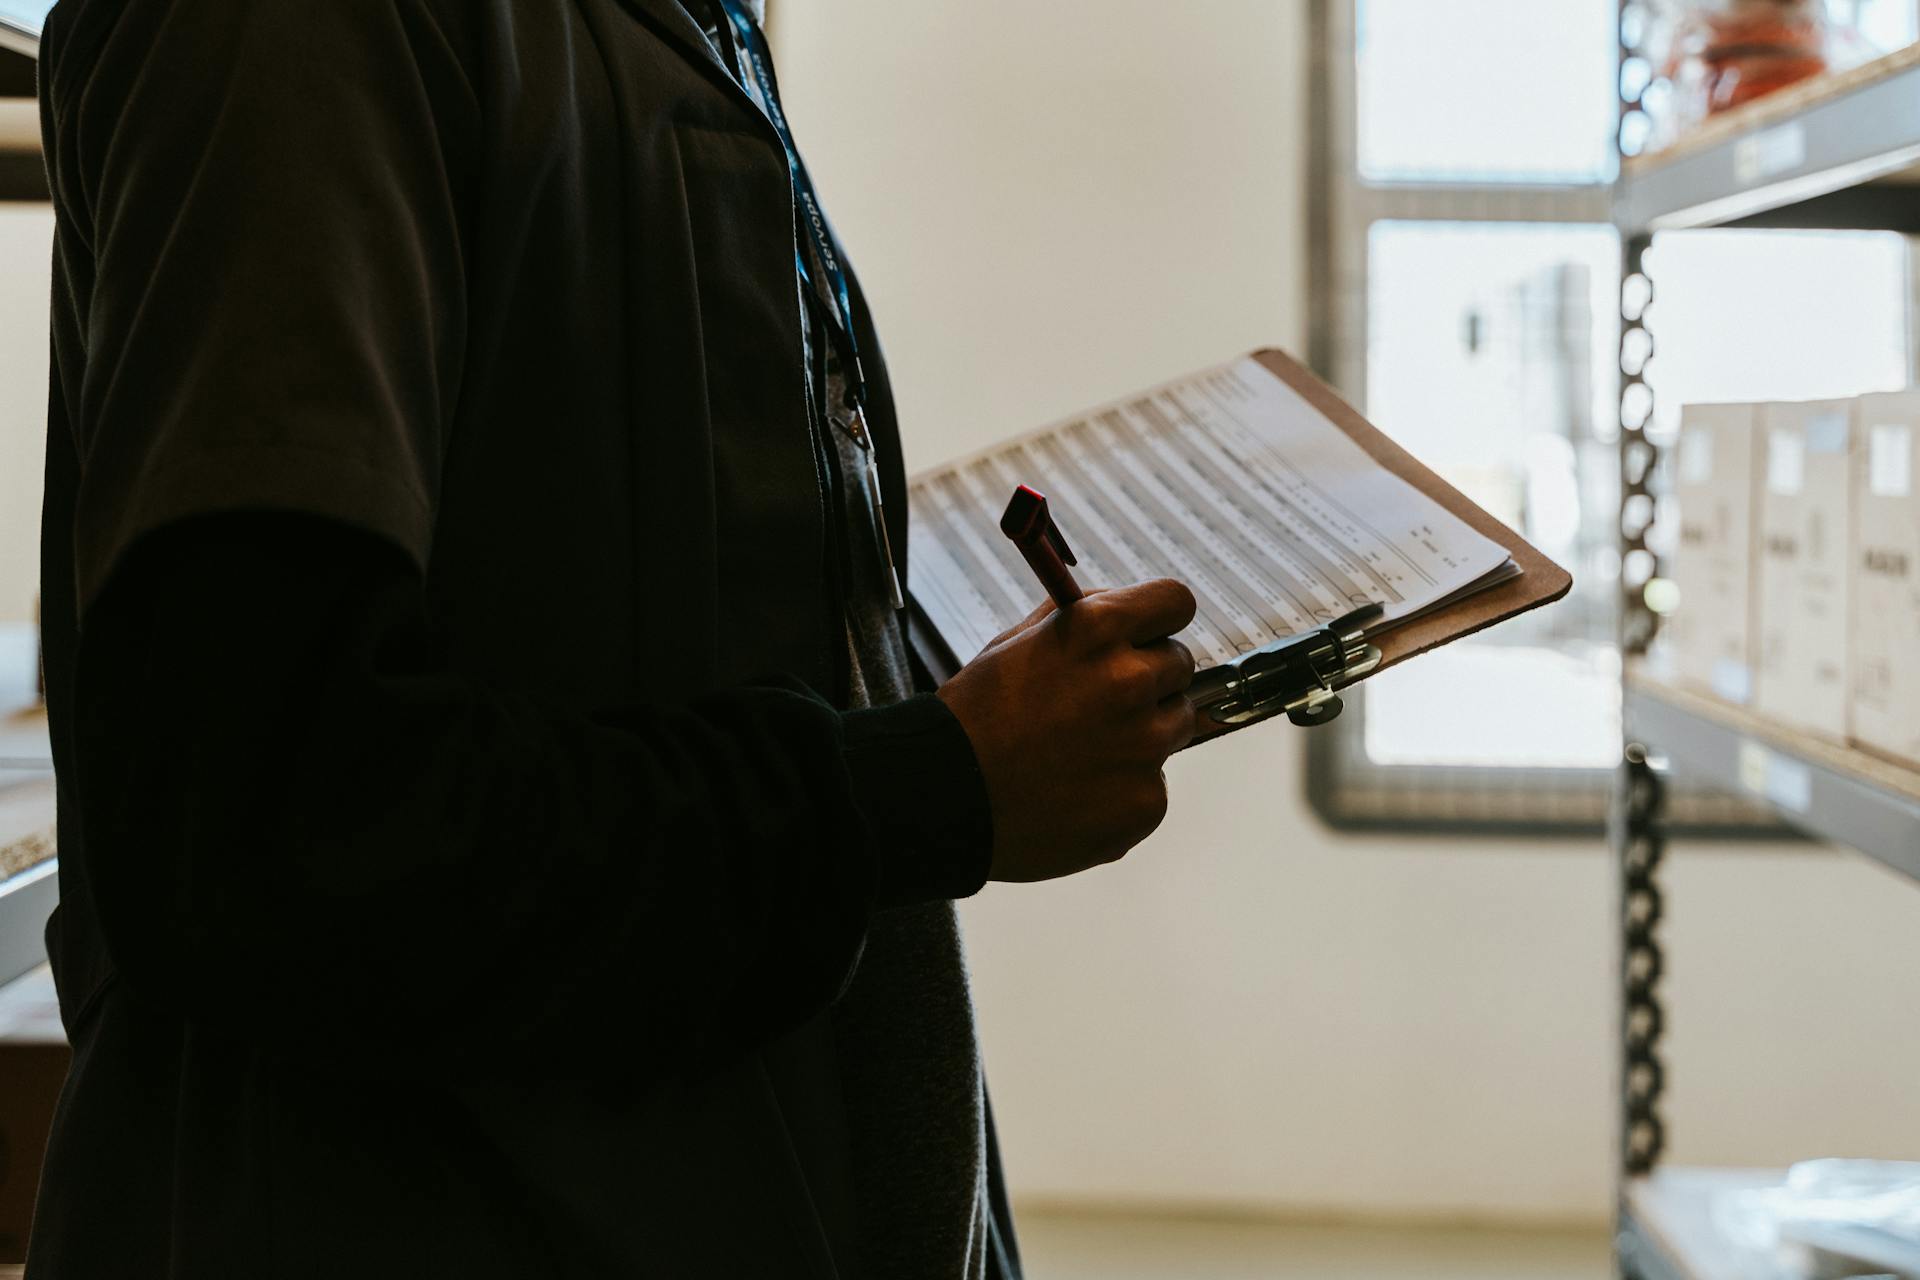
[
  {"xmin": 1670, "ymin": 0, "xmax": 1832, "ymax": 119},
  {"xmin": 1632, "ymin": 0, "xmax": 1895, "ymax": 151},
  {"xmin": 1716, "ymin": 1160, "xmax": 1920, "ymax": 1279}
]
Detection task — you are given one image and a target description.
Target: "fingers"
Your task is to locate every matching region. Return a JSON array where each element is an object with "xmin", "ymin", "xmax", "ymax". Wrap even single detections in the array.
[
  {"xmin": 981, "ymin": 597, "xmax": 1059, "ymax": 654},
  {"xmin": 1085, "ymin": 578, "xmax": 1198, "ymax": 646},
  {"xmin": 1101, "ymin": 638, "xmax": 1195, "ymax": 711},
  {"xmin": 1127, "ymin": 695, "xmax": 1196, "ymax": 763},
  {"xmin": 993, "ymin": 587, "xmax": 1116, "ymax": 651},
  {"xmin": 1021, "ymin": 598, "xmax": 1059, "ymax": 630},
  {"xmin": 1119, "ymin": 770, "xmax": 1173, "ymax": 851},
  {"xmin": 1136, "ymin": 638, "xmax": 1196, "ymax": 702},
  {"xmin": 1156, "ymin": 694, "xmax": 1199, "ymax": 754}
]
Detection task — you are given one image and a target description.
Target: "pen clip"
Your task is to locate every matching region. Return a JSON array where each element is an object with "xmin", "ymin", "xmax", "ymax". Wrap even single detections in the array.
[
  {"xmin": 1003, "ymin": 486, "xmax": 1076, "ymax": 564},
  {"xmin": 1045, "ymin": 513, "xmax": 1078, "ymax": 567},
  {"xmin": 1000, "ymin": 485, "xmax": 1052, "ymax": 547},
  {"xmin": 1001, "ymin": 484, "xmax": 1086, "ymax": 608}
]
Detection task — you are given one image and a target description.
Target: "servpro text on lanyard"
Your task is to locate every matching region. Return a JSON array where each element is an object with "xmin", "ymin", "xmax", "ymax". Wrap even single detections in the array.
[{"xmin": 714, "ymin": 0, "xmax": 906, "ymax": 611}]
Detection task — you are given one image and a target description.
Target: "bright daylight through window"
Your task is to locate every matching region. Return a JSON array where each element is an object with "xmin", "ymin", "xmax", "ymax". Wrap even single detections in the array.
[
  {"xmin": 1330, "ymin": 0, "xmax": 1915, "ymax": 805},
  {"xmin": 1358, "ymin": 0, "xmax": 1620, "ymax": 184}
]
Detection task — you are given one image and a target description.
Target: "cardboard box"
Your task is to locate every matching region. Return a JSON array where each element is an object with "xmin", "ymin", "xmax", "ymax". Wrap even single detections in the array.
[
  {"xmin": 1754, "ymin": 399, "xmax": 1853, "ymax": 739},
  {"xmin": 1850, "ymin": 390, "xmax": 1920, "ymax": 768},
  {"xmin": 0, "ymin": 967, "xmax": 67, "ymax": 1265},
  {"xmin": 1668, "ymin": 403, "xmax": 1762, "ymax": 705}
]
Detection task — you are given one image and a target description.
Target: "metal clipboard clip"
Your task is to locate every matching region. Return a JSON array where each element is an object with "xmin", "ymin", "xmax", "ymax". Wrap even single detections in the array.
[{"xmin": 1192, "ymin": 603, "xmax": 1386, "ymax": 729}]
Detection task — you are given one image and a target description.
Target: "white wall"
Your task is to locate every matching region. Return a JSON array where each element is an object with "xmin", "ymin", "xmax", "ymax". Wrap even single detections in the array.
[
  {"xmin": 776, "ymin": 0, "xmax": 1920, "ymax": 1225},
  {"xmin": 1, "ymin": 0, "xmax": 1911, "ymax": 1228},
  {"xmin": 776, "ymin": 0, "xmax": 1305, "ymax": 470},
  {"xmin": 0, "ymin": 204, "xmax": 50, "ymax": 626}
]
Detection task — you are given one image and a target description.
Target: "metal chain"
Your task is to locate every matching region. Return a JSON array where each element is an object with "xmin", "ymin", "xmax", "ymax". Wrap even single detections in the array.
[
  {"xmin": 1620, "ymin": 232, "xmax": 1660, "ymax": 659},
  {"xmin": 1617, "ymin": 744, "xmax": 1668, "ymax": 1177},
  {"xmin": 1616, "ymin": 1, "xmax": 1667, "ymax": 1195}
]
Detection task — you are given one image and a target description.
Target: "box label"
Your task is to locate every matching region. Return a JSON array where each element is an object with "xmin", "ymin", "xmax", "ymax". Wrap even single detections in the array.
[
  {"xmin": 1680, "ymin": 428, "xmax": 1713, "ymax": 485},
  {"xmin": 1738, "ymin": 741, "xmax": 1813, "ymax": 815},
  {"xmin": 1738, "ymin": 740, "xmax": 1768, "ymax": 794},
  {"xmin": 1871, "ymin": 424, "xmax": 1912, "ymax": 497},
  {"xmin": 1734, "ymin": 122, "xmax": 1807, "ymax": 183},
  {"xmin": 1712, "ymin": 658, "xmax": 1753, "ymax": 704},
  {"xmin": 1863, "ymin": 546, "xmax": 1910, "ymax": 579},
  {"xmin": 1768, "ymin": 428, "xmax": 1805, "ymax": 495},
  {"xmin": 1805, "ymin": 412, "xmax": 1848, "ymax": 454}
]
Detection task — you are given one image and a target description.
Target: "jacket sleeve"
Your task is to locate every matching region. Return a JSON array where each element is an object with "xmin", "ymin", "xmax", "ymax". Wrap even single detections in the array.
[
  {"xmin": 76, "ymin": 513, "xmax": 992, "ymax": 1084},
  {"xmin": 46, "ymin": 0, "xmax": 994, "ymax": 1084}
]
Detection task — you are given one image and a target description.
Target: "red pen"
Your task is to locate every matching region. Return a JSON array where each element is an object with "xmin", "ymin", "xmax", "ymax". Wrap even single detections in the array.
[{"xmin": 1000, "ymin": 485, "xmax": 1085, "ymax": 608}]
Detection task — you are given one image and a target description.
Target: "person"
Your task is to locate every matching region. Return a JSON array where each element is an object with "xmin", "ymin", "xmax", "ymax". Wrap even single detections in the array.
[{"xmin": 28, "ymin": 0, "xmax": 1200, "ymax": 1276}]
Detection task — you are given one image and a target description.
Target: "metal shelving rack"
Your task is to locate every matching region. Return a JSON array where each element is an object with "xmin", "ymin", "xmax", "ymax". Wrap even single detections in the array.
[
  {"xmin": 0, "ymin": 20, "xmax": 32, "ymax": 61},
  {"xmin": 0, "ymin": 700, "xmax": 53, "ymax": 990},
  {"xmin": 1612, "ymin": 12, "xmax": 1920, "ymax": 1278},
  {"xmin": 0, "ymin": 25, "xmax": 49, "ymax": 989}
]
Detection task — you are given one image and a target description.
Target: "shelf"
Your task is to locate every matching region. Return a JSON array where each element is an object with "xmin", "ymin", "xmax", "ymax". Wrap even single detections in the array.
[
  {"xmin": 1621, "ymin": 1169, "xmax": 1785, "ymax": 1280},
  {"xmin": 0, "ymin": 100, "xmax": 36, "ymax": 152},
  {"xmin": 1626, "ymin": 674, "xmax": 1920, "ymax": 885},
  {"xmin": 0, "ymin": 704, "xmax": 49, "ymax": 772},
  {"xmin": 0, "ymin": 18, "xmax": 37, "ymax": 60},
  {"xmin": 0, "ymin": 774, "xmax": 54, "ymax": 990},
  {"xmin": 1620, "ymin": 42, "xmax": 1920, "ymax": 233},
  {"xmin": 1625, "ymin": 1168, "xmax": 1920, "ymax": 1279}
]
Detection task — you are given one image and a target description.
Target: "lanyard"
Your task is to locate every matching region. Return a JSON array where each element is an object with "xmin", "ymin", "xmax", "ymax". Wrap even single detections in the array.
[
  {"xmin": 711, "ymin": 0, "xmax": 905, "ymax": 610},
  {"xmin": 713, "ymin": 0, "xmax": 867, "ymax": 421}
]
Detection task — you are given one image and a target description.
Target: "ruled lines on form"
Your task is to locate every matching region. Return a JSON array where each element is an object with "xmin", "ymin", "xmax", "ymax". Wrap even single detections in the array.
[{"xmin": 907, "ymin": 357, "xmax": 1511, "ymax": 670}]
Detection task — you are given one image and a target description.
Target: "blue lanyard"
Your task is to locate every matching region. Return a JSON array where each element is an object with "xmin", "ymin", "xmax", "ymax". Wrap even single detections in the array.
[
  {"xmin": 713, "ymin": 0, "xmax": 868, "ymax": 419},
  {"xmin": 710, "ymin": 0, "xmax": 905, "ymax": 609}
]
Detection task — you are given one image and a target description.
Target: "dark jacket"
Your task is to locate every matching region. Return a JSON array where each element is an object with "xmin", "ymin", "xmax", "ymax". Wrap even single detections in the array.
[{"xmin": 31, "ymin": 0, "xmax": 999, "ymax": 1274}]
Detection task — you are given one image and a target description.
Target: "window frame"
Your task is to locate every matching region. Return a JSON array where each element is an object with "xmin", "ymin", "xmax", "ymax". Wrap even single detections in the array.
[{"xmin": 1303, "ymin": 0, "xmax": 1791, "ymax": 838}]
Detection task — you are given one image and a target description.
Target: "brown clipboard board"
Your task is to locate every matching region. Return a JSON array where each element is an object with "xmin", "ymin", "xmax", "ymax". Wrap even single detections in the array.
[{"xmin": 906, "ymin": 348, "xmax": 1574, "ymax": 737}]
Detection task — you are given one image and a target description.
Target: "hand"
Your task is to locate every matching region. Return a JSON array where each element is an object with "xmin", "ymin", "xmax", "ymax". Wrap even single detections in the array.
[{"xmin": 937, "ymin": 579, "xmax": 1199, "ymax": 883}]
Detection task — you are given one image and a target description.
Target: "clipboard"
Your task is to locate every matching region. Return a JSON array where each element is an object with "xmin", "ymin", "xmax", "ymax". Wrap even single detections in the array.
[{"xmin": 906, "ymin": 347, "xmax": 1574, "ymax": 745}]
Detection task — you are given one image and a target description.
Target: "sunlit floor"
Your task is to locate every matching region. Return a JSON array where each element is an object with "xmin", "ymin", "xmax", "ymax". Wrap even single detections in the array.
[
  {"xmin": 0, "ymin": 1218, "xmax": 1612, "ymax": 1280},
  {"xmin": 1014, "ymin": 1209, "xmax": 1611, "ymax": 1280}
]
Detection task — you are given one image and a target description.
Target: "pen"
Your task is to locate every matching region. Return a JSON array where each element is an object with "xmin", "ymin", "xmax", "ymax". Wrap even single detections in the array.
[{"xmin": 1000, "ymin": 485, "xmax": 1085, "ymax": 608}]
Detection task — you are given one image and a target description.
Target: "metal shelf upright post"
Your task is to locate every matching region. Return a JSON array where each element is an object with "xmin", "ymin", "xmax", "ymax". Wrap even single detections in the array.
[{"xmin": 1612, "ymin": 5, "xmax": 1920, "ymax": 1276}]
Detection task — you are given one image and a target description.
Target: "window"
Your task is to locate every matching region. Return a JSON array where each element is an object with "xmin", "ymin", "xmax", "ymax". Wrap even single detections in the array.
[
  {"xmin": 1362, "ymin": 222, "xmax": 1622, "ymax": 775},
  {"xmin": 1306, "ymin": 0, "xmax": 1910, "ymax": 832},
  {"xmin": 1356, "ymin": 0, "xmax": 1619, "ymax": 185},
  {"xmin": 1846, "ymin": 0, "xmax": 1920, "ymax": 55}
]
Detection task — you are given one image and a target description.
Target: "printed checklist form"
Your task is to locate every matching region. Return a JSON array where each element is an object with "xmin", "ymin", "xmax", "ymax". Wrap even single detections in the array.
[{"xmin": 909, "ymin": 352, "xmax": 1537, "ymax": 680}]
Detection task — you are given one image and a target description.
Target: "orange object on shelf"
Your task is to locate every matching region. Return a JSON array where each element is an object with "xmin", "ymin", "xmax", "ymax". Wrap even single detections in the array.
[{"xmin": 1669, "ymin": 0, "xmax": 1830, "ymax": 117}]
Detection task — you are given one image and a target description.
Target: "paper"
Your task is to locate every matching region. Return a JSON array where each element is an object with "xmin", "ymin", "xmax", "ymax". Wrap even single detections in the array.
[{"xmin": 908, "ymin": 356, "xmax": 1514, "ymax": 669}]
